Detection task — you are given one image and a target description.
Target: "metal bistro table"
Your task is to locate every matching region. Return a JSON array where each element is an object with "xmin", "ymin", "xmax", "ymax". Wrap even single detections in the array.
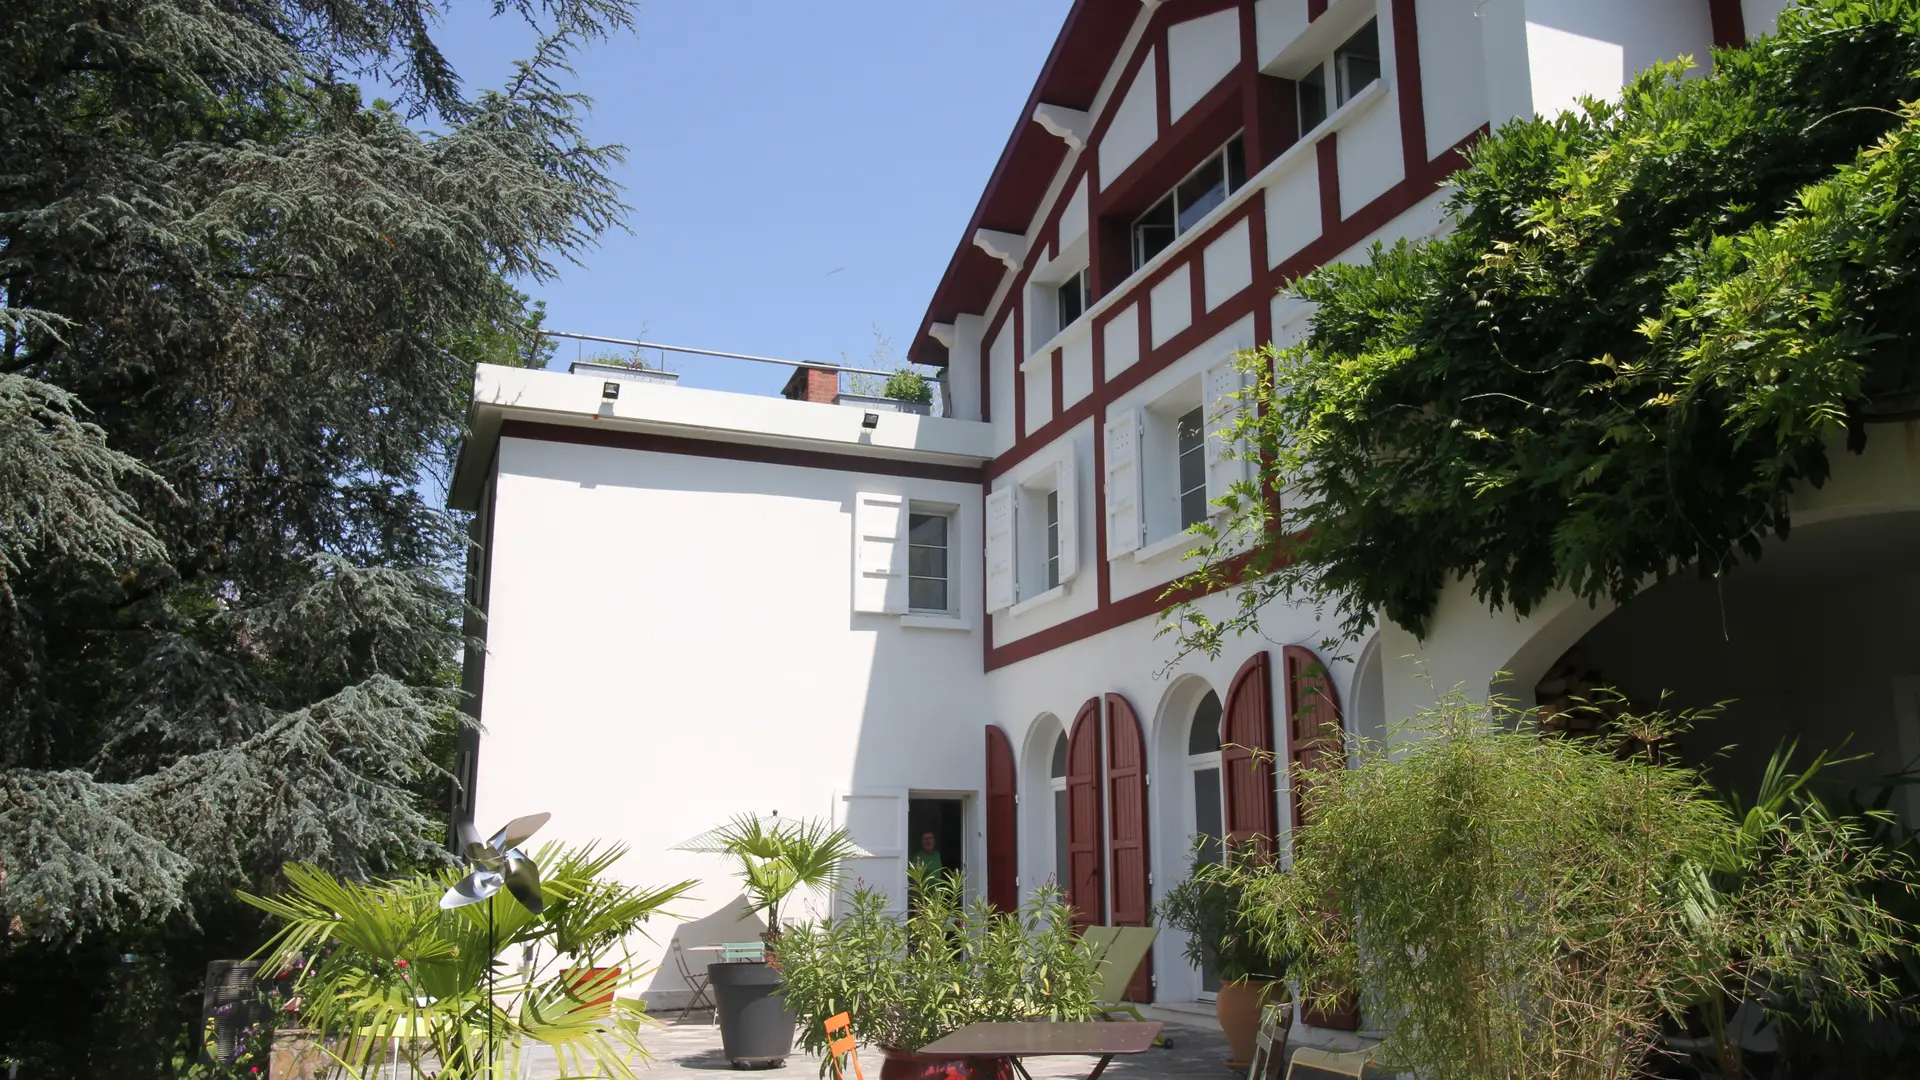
[{"xmin": 917, "ymin": 1021, "xmax": 1164, "ymax": 1080}]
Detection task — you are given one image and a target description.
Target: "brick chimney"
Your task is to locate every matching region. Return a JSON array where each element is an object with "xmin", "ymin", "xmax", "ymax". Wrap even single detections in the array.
[{"xmin": 781, "ymin": 365, "xmax": 840, "ymax": 404}]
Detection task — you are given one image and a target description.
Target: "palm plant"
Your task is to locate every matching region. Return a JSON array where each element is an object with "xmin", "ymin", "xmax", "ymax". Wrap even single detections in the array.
[
  {"xmin": 241, "ymin": 842, "xmax": 695, "ymax": 1079},
  {"xmin": 707, "ymin": 815, "xmax": 862, "ymax": 934}
]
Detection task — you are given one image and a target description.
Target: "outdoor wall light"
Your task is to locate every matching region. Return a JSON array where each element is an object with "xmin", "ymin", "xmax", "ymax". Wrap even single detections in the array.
[
  {"xmin": 602, "ymin": 381, "xmax": 620, "ymax": 400},
  {"xmin": 862, "ymin": 412, "xmax": 879, "ymax": 430}
]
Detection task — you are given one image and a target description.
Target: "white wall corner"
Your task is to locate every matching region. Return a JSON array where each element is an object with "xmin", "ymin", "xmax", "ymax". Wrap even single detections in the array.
[
  {"xmin": 973, "ymin": 229, "xmax": 1029, "ymax": 273},
  {"xmin": 1032, "ymin": 104, "xmax": 1093, "ymax": 152},
  {"xmin": 928, "ymin": 322, "xmax": 956, "ymax": 349}
]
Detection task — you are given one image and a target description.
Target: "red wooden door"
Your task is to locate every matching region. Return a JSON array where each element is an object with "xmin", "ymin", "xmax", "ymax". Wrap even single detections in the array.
[
  {"xmin": 1282, "ymin": 643, "xmax": 1359, "ymax": 1030},
  {"xmin": 1284, "ymin": 644, "xmax": 1346, "ymax": 834},
  {"xmin": 985, "ymin": 725, "xmax": 1018, "ymax": 912},
  {"xmin": 1065, "ymin": 697, "xmax": 1106, "ymax": 928},
  {"xmin": 1104, "ymin": 693, "xmax": 1153, "ymax": 1002},
  {"xmin": 1222, "ymin": 651, "xmax": 1279, "ymax": 850}
]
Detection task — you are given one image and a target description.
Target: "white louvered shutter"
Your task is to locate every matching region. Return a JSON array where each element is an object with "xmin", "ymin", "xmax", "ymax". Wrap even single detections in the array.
[
  {"xmin": 853, "ymin": 492, "xmax": 907, "ymax": 614},
  {"xmin": 984, "ymin": 486, "xmax": 1017, "ymax": 613},
  {"xmin": 1104, "ymin": 408, "xmax": 1143, "ymax": 559},
  {"xmin": 1204, "ymin": 359, "xmax": 1248, "ymax": 514},
  {"xmin": 1054, "ymin": 447, "xmax": 1079, "ymax": 585}
]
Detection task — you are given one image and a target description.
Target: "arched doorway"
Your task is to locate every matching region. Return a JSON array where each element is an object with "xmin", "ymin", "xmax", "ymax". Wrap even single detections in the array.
[
  {"xmin": 1018, "ymin": 713, "xmax": 1066, "ymax": 905},
  {"xmin": 1149, "ymin": 674, "xmax": 1227, "ymax": 1002}
]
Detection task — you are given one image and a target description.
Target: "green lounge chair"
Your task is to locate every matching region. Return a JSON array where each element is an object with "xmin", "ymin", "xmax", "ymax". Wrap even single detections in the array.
[{"xmin": 1088, "ymin": 925, "xmax": 1169, "ymax": 1047}]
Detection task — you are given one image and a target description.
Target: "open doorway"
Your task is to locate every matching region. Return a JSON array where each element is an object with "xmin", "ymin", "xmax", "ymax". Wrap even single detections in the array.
[{"xmin": 907, "ymin": 796, "xmax": 965, "ymax": 888}]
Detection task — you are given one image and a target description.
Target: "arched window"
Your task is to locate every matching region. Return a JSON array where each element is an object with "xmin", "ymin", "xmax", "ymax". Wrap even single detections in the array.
[
  {"xmin": 1187, "ymin": 690, "xmax": 1225, "ymax": 996},
  {"xmin": 1050, "ymin": 733, "xmax": 1069, "ymax": 889},
  {"xmin": 1188, "ymin": 691, "xmax": 1225, "ymax": 864}
]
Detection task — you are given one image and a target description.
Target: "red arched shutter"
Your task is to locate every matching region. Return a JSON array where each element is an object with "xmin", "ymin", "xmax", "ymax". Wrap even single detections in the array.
[
  {"xmin": 1284, "ymin": 644, "xmax": 1345, "ymax": 834},
  {"xmin": 1065, "ymin": 697, "xmax": 1105, "ymax": 928},
  {"xmin": 985, "ymin": 725, "xmax": 1018, "ymax": 912},
  {"xmin": 1222, "ymin": 651, "xmax": 1278, "ymax": 849},
  {"xmin": 1283, "ymin": 643, "xmax": 1360, "ymax": 1031},
  {"xmin": 1105, "ymin": 693, "xmax": 1153, "ymax": 1002}
]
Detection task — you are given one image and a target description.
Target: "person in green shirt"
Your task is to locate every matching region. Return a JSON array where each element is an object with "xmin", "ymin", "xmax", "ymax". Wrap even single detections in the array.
[{"xmin": 908, "ymin": 831, "xmax": 943, "ymax": 876}]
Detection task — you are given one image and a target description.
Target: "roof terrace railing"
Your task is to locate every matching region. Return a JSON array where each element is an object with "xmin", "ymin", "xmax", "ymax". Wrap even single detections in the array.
[{"xmin": 542, "ymin": 330, "xmax": 935, "ymax": 383}]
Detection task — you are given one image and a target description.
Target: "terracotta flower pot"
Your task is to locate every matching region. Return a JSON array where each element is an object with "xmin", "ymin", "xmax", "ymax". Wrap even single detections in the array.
[
  {"xmin": 563, "ymin": 966, "xmax": 620, "ymax": 1009},
  {"xmin": 1216, "ymin": 976, "xmax": 1278, "ymax": 1068},
  {"xmin": 878, "ymin": 1047, "xmax": 1016, "ymax": 1080}
]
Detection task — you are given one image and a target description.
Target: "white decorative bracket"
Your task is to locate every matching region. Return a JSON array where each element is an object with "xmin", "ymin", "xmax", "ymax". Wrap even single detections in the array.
[
  {"xmin": 972, "ymin": 229, "xmax": 1028, "ymax": 273},
  {"xmin": 1032, "ymin": 103, "xmax": 1093, "ymax": 152},
  {"xmin": 927, "ymin": 322, "xmax": 956, "ymax": 350}
]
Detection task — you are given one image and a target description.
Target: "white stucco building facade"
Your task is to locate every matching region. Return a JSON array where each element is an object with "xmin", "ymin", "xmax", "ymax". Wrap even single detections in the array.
[{"xmin": 451, "ymin": 0, "xmax": 1920, "ymax": 1019}]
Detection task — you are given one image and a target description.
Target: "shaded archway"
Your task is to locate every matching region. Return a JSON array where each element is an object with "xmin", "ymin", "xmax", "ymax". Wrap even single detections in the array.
[{"xmin": 1513, "ymin": 511, "xmax": 1920, "ymax": 815}]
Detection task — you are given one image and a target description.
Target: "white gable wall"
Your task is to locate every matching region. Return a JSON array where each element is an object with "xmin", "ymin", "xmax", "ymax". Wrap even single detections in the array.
[
  {"xmin": 1167, "ymin": 9, "xmax": 1243, "ymax": 123},
  {"xmin": 1100, "ymin": 54, "xmax": 1160, "ymax": 188}
]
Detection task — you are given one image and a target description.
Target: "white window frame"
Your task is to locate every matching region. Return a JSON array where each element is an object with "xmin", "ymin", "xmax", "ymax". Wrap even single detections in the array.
[
  {"xmin": 1007, "ymin": 445, "xmax": 1079, "ymax": 614},
  {"xmin": 1131, "ymin": 133, "xmax": 1249, "ymax": 272},
  {"xmin": 1138, "ymin": 378, "xmax": 1204, "ymax": 552},
  {"xmin": 1298, "ymin": 18, "xmax": 1382, "ymax": 136},
  {"xmin": 906, "ymin": 501, "xmax": 959, "ymax": 618}
]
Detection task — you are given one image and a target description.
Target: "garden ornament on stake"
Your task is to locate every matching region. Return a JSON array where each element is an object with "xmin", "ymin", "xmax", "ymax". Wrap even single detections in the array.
[
  {"xmin": 440, "ymin": 811, "xmax": 551, "ymax": 1077},
  {"xmin": 441, "ymin": 811, "xmax": 552, "ymax": 913}
]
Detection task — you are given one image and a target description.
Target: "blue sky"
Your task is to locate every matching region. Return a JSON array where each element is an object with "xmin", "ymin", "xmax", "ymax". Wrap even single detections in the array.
[{"xmin": 420, "ymin": 1, "xmax": 1073, "ymax": 395}]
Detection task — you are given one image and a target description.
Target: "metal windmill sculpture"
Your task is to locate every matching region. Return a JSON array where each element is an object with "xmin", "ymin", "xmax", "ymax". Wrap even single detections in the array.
[
  {"xmin": 441, "ymin": 811, "xmax": 551, "ymax": 1077},
  {"xmin": 441, "ymin": 811, "xmax": 551, "ymax": 914}
]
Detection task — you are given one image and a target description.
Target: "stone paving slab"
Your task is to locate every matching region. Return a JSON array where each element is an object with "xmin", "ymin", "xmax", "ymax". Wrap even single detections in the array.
[{"xmin": 519, "ymin": 1011, "xmax": 1243, "ymax": 1080}]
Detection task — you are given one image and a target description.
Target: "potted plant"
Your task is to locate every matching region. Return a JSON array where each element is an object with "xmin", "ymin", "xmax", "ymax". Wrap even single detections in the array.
[
  {"xmin": 777, "ymin": 867, "xmax": 1100, "ymax": 1080},
  {"xmin": 1154, "ymin": 845, "xmax": 1291, "ymax": 1069},
  {"xmin": 704, "ymin": 815, "xmax": 863, "ymax": 1067},
  {"xmin": 241, "ymin": 841, "xmax": 694, "ymax": 1080}
]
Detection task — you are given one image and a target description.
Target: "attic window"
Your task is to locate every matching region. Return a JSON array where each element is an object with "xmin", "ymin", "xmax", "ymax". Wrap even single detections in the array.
[
  {"xmin": 1131, "ymin": 134, "xmax": 1248, "ymax": 270},
  {"xmin": 1300, "ymin": 19, "xmax": 1382, "ymax": 132}
]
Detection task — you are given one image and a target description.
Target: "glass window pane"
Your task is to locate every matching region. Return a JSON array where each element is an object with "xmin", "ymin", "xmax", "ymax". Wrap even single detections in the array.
[
  {"xmin": 1180, "ymin": 446, "xmax": 1205, "ymax": 500},
  {"xmin": 1180, "ymin": 486, "xmax": 1208, "ymax": 529},
  {"xmin": 1194, "ymin": 767, "xmax": 1224, "ymax": 864},
  {"xmin": 909, "ymin": 578, "xmax": 947, "ymax": 612},
  {"xmin": 908, "ymin": 546, "xmax": 947, "ymax": 579},
  {"xmin": 1051, "ymin": 733, "xmax": 1068, "ymax": 777},
  {"xmin": 1299, "ymin": 64, "xmax": 1328, "ymax": 132},
  {"xmin": 1054, "ymin": 787, "xmax": 1070, "ymax": 887},
  {"xmin": 1336, "ymin": 20, "xmax": 1381, "ymax": 105},
  {"xmin": 1176, "ymin": 153, "xmax": 1227, "ymax": 233},
  {"xmin": 1177, "ymin": 406, "xmax": 1204, "ymax": 456},
  {"xmin": 1226, "ymin": 135, "xmax": 1247, "ymax": 192},
  {"xmin": 1133, "ymin": 195, "xmax": 1176, "ymax": 268},
  {"xmin": 908, "ymin": 513, "xmax": 946, "ymax": 547},
  {"xmin": 1188, "ymin": 691, "xmax": 1223, "ymax": 755},
  {"xmin": 1056, "ymin": 270, "xmax": 1086, "ymax": 328}
]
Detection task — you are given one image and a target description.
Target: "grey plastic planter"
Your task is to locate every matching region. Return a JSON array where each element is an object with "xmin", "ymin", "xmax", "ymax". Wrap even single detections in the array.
[{"xmin": 708, "ymin": 960, "xmax": 796, "ymax": 1068}]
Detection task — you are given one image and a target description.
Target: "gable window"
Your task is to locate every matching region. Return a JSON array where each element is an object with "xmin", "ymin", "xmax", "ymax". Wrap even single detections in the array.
[
  {"xmin": 1176, "ymin": 406, "xmax": 1207, "ymax": 529},
  {"xmin": 1299, "ymin": 19, "xmax": 1381, "ymax": 132},
  {"xmin": 1055, "ymin": 268, "xmax": 1089, "ymax": 330},
  {"xmin": 908, "ymin": 509, "xmax": 951, "ymax": 612},
  {"xmin": 1131, "ymin": 135, "xmax": 1248, "ymax": 270}
]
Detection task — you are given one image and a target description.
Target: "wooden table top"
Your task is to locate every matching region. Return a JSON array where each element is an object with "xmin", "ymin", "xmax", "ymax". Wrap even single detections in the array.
[{"xmin": 916, "ymin": 1022, "xmax": 1164, "ymax": 1057}]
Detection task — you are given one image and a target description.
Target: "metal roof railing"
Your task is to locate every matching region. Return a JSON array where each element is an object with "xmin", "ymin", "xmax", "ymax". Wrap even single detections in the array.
[{"xmin": 542, "ymin": 330, "xmax": 934, "ymax": 382}]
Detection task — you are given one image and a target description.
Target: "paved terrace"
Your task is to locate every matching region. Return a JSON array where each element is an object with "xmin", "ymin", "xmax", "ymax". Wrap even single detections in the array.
[{"xmin": 523, "ymin": 1011, "xmax": 1248, "ymax": 1080}]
